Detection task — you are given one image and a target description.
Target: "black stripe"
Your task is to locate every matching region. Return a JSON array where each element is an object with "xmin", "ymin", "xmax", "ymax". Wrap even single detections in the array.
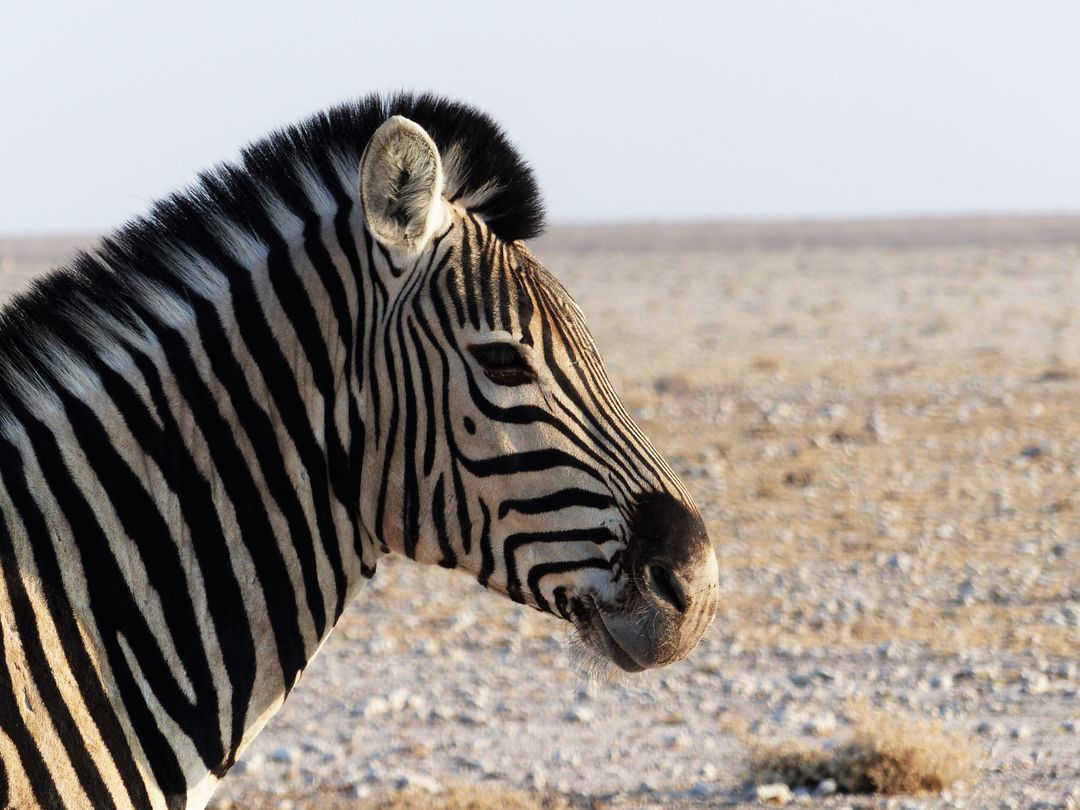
[
  {"xmin": 498, "ymin": 488, "xmax": 615, "ymax": 518},
  {"xmin": 0, "ymin": 748, "xmax": 7, "ymax": 809},
  {"xmin": 459, "ymin": 219, "xmax": 481, "ymax": 329},
  {"xmin": 458, "ymin": 448, "xmax": 607, "ymax": 481},
  {"xmin": 477, "ymin": 225, "xmax": 497, "ymax": 328},
  {"xmin": 444, "ymin": 252, "xmax": 468, "ymax": 327},
  {"xmin": 527, "ymin": 558, "xmax": 610, "ymax": 613},
  {"xmin": 450, "ymin": 460, "xmax": 472, "ymax": 557},
  {"xmin": 514, "ymin": 271, "xmax": 535, "ymax": 347},
  {"xmin": 363, "ymin": 226, "xmax": 387, "ymax": 445},
  {"xmin": 407, "ymin": 319, "xmax": 438, "ymax": 477},
  {"xmin": 431, "ymin": 475, "xmax": 457, "ymax": 568},
  {"xmin": 477, "ymin": 499, "xmax": 494, "ymax": 587},
  {"xmin": 495, "ymin": 239, "xmax": 513, "ymax": 333},
  {"xmin": 315, "ymin": 165, "xmax": 371, "ymax": 551}
]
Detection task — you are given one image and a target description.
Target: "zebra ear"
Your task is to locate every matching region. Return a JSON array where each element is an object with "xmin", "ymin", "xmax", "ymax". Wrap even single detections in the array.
[{"xmin": 359, "ymin": 115, "xmax": 447, "ymax": 254}]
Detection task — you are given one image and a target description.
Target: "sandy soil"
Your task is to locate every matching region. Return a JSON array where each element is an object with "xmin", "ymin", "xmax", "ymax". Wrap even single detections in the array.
[{"xmin": 1, "ymin": 218, "xmax": 1078, "ymax": 809}]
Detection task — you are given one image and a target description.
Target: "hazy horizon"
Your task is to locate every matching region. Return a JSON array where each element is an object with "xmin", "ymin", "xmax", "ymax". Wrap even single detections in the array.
[{"xmin": 3, "ymin": 1, "xmax": 1080, "ymax": 235}]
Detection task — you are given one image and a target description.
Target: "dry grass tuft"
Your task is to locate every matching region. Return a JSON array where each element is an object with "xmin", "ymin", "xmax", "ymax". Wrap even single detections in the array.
[
  {"xmin": 378, "ymin": 785, "xmax": 572, "ymax": 810},
  {"xmin": 747, "ymin": 714, "xmax": 975, "ymax": 795}
]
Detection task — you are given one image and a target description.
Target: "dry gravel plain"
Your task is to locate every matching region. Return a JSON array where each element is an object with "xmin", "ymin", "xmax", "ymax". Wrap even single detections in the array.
[{"xmin": 1, "ymin": 218, "xmax": 1078, "ymax": 809}]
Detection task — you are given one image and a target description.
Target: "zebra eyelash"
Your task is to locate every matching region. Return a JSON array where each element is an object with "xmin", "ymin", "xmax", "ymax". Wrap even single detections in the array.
[{"xmin": 468, "ymin": 341, "xmax": 534, "ymax": 387}]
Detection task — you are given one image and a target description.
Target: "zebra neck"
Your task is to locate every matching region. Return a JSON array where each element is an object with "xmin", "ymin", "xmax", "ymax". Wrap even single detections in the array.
[
  {"xmin": 145, "ymin": 201, "xmax": 387, "ymax": 799},
  {"xmin": 0, "ymin": 205, "xmax": 386, "ymax": 806}
]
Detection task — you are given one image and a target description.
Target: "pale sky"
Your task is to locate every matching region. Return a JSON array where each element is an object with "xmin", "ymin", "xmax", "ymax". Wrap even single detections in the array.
[{"xmin": 2, "ymin": 1, "xmax": 1079, "ymax": 234}]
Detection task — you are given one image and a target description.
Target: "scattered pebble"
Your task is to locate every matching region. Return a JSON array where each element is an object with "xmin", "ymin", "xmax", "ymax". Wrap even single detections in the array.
[
  {"xmin": 268, "ymin": 747, "xmax": 296, "ymax": 765},
  {"xmin": 563, "ymin": 705, "xmax": 594, "ymax": 724},
  {"xmin": 755, "ymin": 782, "xmax": 793, "ymax": 804},
  {"xmin": 803, "ymin": 712, "xmax": 838, "ymax": 736},
  {"xmin": 395, "ymin": 773, "xmax": 441, "ymax": 794}
]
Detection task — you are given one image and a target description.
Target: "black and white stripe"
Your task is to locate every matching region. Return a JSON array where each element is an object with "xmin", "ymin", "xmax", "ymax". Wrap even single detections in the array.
[{"xmin": 0, "ymin": 93, "xmax": 717, "ymax": 809}]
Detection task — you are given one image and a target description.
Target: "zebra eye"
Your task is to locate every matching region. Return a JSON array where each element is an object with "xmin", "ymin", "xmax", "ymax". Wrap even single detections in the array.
[{"xmin": 469, "ymin": 342, "xmax": 534, "ymax": 387}]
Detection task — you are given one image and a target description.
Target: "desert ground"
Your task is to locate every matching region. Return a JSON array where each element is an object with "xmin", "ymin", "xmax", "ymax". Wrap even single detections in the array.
[{"xmin": 1, "ymin": 218, "xmax": 1077, "ymax": 809}]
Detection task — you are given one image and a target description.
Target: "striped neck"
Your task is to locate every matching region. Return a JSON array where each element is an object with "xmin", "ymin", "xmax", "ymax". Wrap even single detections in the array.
[{"xmin": 0, "ymin": 171, "xmax": 383, "ymax": 807}]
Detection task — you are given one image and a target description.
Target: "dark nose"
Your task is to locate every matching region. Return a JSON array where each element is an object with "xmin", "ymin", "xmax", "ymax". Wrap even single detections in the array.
[
  {"xmin": 644, "ymin": 561, "xmax": 690, "ymax": 613},
  {"xmin": 626, "ymin": 491, "xmax": 711, "ymax": 614}
]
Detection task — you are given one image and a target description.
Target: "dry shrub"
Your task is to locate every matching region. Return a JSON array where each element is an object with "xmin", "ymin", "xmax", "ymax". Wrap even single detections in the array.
[
  {"xmin": 213, "ymin": 784, "xmax": 574, "ymax": 810},
  {"xmin": 747, "ymin": 714, "xmax": 974, "ymax": 795},
  {"xmin": 378, "ymin": 785, "xmax": 572, "ymax": 810}
]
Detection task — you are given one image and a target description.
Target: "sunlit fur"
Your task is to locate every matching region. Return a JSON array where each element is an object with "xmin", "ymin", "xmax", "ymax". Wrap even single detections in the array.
[{"xmin": 0, "ymin": 94, "xmax": 717, "ymax": 809}]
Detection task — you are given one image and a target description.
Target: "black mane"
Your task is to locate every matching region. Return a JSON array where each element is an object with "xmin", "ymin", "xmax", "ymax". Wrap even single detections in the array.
[{"xmin": 0, "ymin": 93, "xmax": 544, "ymax": 417}]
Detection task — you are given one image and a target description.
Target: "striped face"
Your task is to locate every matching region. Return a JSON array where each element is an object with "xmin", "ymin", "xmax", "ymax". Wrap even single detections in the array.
[{"xmin": 360, "ymin": 117, "xmax": 719, "ymax": 672}]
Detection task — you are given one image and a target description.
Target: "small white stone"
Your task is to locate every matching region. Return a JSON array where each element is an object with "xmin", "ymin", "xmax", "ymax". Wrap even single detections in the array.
[
  {"xmin": 803, "ymin": 712, "xmax": 837, "ymax": 736},
  {"xmin": 930, "ymin": 673, "xmax": 954, "ymax": 690},
  {"xmin": 814, "ymin": 778, "xmax": 838, "ymax": 797},
  {"xmin": 387, "ymin": 688, "xmax": 410, "ymax": 712},
  {"xmin": 564, "ymin": 705, "xmax": 594, "ymax": 723},
  {"xmin": 755, "ymin": 783, "xmax": 793, "ymax": 804},
  {"xmin": 1021, "ymin": 672, "xmax": 1050, "ymax": 695}
]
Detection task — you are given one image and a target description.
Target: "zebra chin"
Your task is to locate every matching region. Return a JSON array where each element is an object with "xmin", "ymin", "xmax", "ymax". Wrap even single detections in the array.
[{"xmin": 568, "ymin": 577, "xmax": 719, "ymax": 674}]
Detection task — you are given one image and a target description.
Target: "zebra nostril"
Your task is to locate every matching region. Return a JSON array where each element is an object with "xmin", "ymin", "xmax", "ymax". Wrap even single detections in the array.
[{"xmin": 644, "ymin": 563, "xmax": 689, "ymax": 613}]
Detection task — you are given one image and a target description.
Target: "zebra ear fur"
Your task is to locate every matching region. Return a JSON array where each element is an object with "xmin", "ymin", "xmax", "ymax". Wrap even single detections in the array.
[{"xmin": 359, "ymin": 115, "xmax": 447, "ymax": 254}]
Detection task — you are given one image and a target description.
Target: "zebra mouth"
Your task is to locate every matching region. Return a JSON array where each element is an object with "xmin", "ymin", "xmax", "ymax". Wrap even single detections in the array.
[{"xmin": 571, "ymin": 597, "xmax": 646, "ymax": 673}]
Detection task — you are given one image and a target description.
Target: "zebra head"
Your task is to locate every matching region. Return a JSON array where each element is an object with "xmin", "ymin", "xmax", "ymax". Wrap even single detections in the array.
[{"xmin": 356, "ymin": 114, "xmax": 719, "ymax": 672}]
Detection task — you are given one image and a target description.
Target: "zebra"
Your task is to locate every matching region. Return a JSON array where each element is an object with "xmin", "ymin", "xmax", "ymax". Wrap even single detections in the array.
[{"xmin": 0, "ymin": 93, "xmax": 720, "ymax": 809}]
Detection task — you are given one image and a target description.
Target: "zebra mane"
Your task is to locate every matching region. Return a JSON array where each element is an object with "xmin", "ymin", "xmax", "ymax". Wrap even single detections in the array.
[{"xmin": 0, "ymin": 93, "xmax": 544, "ymax": 423}]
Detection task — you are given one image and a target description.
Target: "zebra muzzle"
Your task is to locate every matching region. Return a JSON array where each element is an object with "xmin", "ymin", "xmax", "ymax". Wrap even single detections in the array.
[{"xmin": 573, "ymin": 491, "xmax": 720, "ymax": 671}]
